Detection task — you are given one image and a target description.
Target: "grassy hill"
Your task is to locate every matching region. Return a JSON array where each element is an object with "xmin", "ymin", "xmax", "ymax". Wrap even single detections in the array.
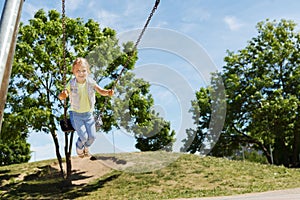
[{"xmin": 1, "ymin": 151, "xmax": 300, "ymax": 199}]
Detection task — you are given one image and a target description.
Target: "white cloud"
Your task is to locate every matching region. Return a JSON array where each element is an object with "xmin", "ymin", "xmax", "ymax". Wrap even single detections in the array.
[
  {"xmin": 65, "ymin": 0, "xmax": 85, "ymax": 12},
  {"xmin": 224, "ymin": 16, "xmax": 244, "ymax": 31},
  {"xmin": 182, "ymin": 7, "xmax": 211, "ymax": 23},
  {"xmin": 95, "ymin": 9, "xmax": 120, "ymax": 29},
  {"xmin": 22, "ymin": 2, "xmax": 45, "ymax": 22}
]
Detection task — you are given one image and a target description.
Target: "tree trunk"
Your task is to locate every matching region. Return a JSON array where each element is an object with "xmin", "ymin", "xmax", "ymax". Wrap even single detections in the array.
[
  {"xmin": 292, "ymin": 116, "xmax": 300, "ymax": 167},
  {"xmin": 251, "ymin": 139, "xmax": 273, "ymax": 164},
  {"xmin": 232, "ymin": 125, "xmax": 273, "ymax": 164},
  {"xmin": 292, "ymin": 131, "xmax": 300, "ymax": 166},
  {"xmin": 273, "ymin": 137, "xmax": 289, "ymax": 167},
  {"xmin": 65, "ymin": 131, "xmax": 74, "ymax": 180},
  {"xmin": 50, "ymin": 130, "xmax": 64, "ymax": 178}
]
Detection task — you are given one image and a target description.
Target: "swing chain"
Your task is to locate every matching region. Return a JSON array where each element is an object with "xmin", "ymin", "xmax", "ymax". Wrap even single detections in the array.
[
  {"xmin": 100, "ymin": 0, "xmax": 160, "ymax": 117},
  {"xmin": 134, "ymin": 0, "xmax": 160, "ymax": 51},
  {"xmin": 62, "ymin": 0, "xmax": 66, "ymax": 91},
  {"xmin": 112, "ymin": 0, "xmax": 160, "ymax": 89},
  {"xmin": 61, "ymin": 0, "xmax": 69, "ymax": 129}
]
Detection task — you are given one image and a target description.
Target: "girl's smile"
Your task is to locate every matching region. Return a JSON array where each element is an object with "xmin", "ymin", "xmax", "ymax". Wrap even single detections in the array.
[{"xmin": 73, "ymin": 64, "xmax": 88, "ymax": 83}]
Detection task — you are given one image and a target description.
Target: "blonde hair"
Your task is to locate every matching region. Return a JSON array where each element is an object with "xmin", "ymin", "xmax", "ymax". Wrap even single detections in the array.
[{"xmin": 72, "ymin": 57, "xmax": 91, "ymax": 73}]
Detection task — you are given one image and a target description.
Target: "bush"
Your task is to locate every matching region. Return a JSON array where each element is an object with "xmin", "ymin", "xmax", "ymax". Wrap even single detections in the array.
[{"xmin": 0, "ymin": 139, "xmax": 31, "ymax": 166}]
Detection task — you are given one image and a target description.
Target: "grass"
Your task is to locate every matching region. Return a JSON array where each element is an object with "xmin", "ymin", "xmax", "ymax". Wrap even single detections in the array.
[{"xmin": 1, "ymin": 152, "xmax": 300, "ymax": 199}]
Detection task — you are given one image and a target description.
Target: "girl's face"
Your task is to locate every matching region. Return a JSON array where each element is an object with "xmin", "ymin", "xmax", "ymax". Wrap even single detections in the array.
[{"xmin": 73, "ymin": 64, "xmax": 88, "ymax": 84}]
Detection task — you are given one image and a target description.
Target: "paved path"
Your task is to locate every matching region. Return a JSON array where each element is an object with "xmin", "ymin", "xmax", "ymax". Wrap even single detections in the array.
[{"xmin": 175, "ymin": 188, "xmax": 300, "ymax": 200}]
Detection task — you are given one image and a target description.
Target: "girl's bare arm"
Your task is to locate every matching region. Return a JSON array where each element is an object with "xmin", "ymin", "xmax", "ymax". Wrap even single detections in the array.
[{"xmin": 94, "ymin": 84, "xmax": 114, "ymax": 96}]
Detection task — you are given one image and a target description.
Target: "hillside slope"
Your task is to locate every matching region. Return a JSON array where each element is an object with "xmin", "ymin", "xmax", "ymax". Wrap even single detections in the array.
[{"xmin": 1, "ymin": 151, "xmax": 300, "ymax": 199}]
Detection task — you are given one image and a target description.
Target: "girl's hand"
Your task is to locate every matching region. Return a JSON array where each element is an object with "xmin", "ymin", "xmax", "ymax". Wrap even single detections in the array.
[
  {"xmin": 108, "ymin": 89, "xmax": 114, "ymax": 96},
  {"xmin": 58, "ymin": 90, "xmax": 68, "ymax": 100}
]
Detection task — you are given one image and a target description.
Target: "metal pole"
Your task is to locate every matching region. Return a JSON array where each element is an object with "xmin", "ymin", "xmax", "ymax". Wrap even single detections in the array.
[
  {"xmin": 270, "ymin": 144, "xmax": 274, "ymax": 164},
  {"xmin": 0, "ymin": 0, "xmax": 24, "ymax": 134}
]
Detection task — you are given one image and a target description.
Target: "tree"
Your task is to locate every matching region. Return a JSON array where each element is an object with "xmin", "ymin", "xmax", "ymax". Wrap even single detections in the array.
[
  {"xmin": 182, "ymin": 72, "xmax": 226, "ymax": 155},
  {"xmin": 5, "ymin": 8, "xmax": 176, "ymax": 179},
  {"xmin": 7, "ymin": 9, "xmax": 132, "ymax": 180},
  {"xmin": 0, "ymin": 113, "xmax": 31, "ymax": 166},
  {"xmin": 0, "ymin": 97, "xmax": 32, "ymax": 165},
  {"xmin": 135, "ymin": 116, "xmax": 176, "ymax": 152},
  {"xmin": 186, "ymin": 19, "xmax": 300, "ymax": 167},
  {"xmin": 112, "ymin": 72, "xmax": 176, "ymax": 151},
  {"xmin": 0, "ymin": 139, "xmax": 30, "ymax": 165}
]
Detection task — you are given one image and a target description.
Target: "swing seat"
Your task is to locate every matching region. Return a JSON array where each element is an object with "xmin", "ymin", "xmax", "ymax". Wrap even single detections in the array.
[{"xmin": 60, "ymin": 118, "xmax": 75, "ymax": 132}]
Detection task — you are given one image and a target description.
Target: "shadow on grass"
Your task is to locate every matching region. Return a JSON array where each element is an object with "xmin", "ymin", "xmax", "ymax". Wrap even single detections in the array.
[
  {"xmin": 92, "ymin": 155, "xmax": 127, "ymax": 165},
  {"xmin": 0, "ymin": 164, "xmax": 121, "ymax": 199},
  {"xmin": 0, "ymin": 169, "xmax": 20, "ymax": 186},
  {"xmin": 67, "ymin": 173, "xmax": 121, "ymax": 198}
]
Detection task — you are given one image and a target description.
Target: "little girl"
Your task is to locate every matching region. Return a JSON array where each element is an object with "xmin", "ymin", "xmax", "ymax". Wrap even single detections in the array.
[{"xmin": 58, "ymin": 57, "xmax": 114, "ymax": 158}]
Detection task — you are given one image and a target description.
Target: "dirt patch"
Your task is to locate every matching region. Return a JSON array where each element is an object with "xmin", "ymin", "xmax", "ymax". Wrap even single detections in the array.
[
  {"xmin": 52, "ymin": 156, "xmax": 113, "ymax": 185},
  {"xmin": 52, "ymin": 152, "xmax": 180, "ymax": 185}
]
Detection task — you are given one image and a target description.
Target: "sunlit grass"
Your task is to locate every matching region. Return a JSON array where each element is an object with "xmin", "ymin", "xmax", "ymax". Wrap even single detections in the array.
[{"xmin": 1, "ymin": 152, "xmax": 300, "ymax": 199}]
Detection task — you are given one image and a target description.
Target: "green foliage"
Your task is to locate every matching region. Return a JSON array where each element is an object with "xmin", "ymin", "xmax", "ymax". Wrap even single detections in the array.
[
  {"xmin": 112, "ymin": 72, "xmax": 176, "ymax": 150},
  {"xmin": 0, "ymin": 139, "xmax": 31, "ymax": 166},
  {"xmin": 0, "ymin": 109, "xmax": 32, "ymax": 165},
  {"xmin": 3, "ymin": 8, "xmax": 175, "ymax": 163},
  {"xmin": 182, "ymin": 72, "xmax": 226, "ymax": 155},
  {"xmin": 7, "ymin": 9, "xmax": 132, "ymax": 134},
  {"xmin": 182, "ymin": 88, "xmax": 210, "ymax": 153},
  {"xmin": 135, "ymin": 117, "xmax": 176, "ymax": 151},
  {"xmin": 186, "ymin": 19, "xmax": 300, "ymax": 167},
  {"xmin": 222, "ymin": 19, "xmax": 300, "ymax": 166},
  {"xmin": 232, "ymin": 150, "xmax": 268, "ymax": 164}
]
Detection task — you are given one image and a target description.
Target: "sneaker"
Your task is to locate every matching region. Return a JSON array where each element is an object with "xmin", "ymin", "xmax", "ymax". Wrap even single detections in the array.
[
  {"xmin": 84, "ymin": 147, "xmax": 90, "ymax": 157},
  {"xmin": 76, "ymin": 147, "xmax": 84, "ymax": 158}
]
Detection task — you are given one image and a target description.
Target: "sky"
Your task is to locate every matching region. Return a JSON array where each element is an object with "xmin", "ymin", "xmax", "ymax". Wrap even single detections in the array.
[{"xmin": 1, "ymin": 0, "xmax": 300, "ymax": 162}]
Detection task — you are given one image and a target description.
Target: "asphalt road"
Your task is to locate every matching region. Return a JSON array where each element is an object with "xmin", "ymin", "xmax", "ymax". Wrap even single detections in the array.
[{"xmin": 175, "ymin": 188, "xmax": 300, "ymax": 200}]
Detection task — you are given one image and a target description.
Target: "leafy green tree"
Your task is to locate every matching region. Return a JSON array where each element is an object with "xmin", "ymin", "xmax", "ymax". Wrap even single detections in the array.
[
  {"xmin": 135, "ymin": 116, "xmax": 175, "ymax": 152},
  {"xmin": 223, "ymin": 19, "xmax": 300, "ymax": 167},
  {"xmin": 5, "ymin": 9, "xmax": 176, "ymax": 176},
  {"xmin": 112, "ymin": 72, "xmax": 176, "ymax": 151},
  {"xmin": 182, "ymin": 88, "xmax": 211, "ymax": 154},
  {"xmin": 0, "ymin": 139, "xmax": 30, "ymax": 165},
  {"xmin": 1, "ymin": 99, "xmax": 32, "ymax": 165},
  {"xmin": 6, "ymin": 9, "xmax": 133, "ymax": 179},
  {"xmin": 182, "ymin": 72, "xmax": 226, "ymax": 155},
  {"xmin": 186, "ymin": 19, "xmax": 300, "ymax": 167}
]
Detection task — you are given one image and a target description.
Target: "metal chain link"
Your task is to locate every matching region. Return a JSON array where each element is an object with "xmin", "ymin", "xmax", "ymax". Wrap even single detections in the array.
[
  {"xmin": 62, "ymin": 0, "xmax": 66, "ymax": 90},
  {"xmin": 112, "ymin": 0, "xmax": 160, "ymax": 90},
  {"xmin": 100, "ymin": 0, "xmax": 160, "ymax": 116},
  {"xmin": 61, "ymin": 0, "xmax": 68, "ymax": 122}
]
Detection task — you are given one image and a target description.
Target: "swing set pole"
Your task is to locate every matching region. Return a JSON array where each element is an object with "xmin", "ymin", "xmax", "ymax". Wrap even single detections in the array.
[{"xmin": 0, "ymin": 0, "xmax": 24, "ymax": 134}]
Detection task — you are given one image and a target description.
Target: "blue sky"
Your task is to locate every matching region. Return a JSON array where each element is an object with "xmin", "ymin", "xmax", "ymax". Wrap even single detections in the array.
[{"xmin": 1, "ymin": 0, "xmax": 300, "ymax": 161}]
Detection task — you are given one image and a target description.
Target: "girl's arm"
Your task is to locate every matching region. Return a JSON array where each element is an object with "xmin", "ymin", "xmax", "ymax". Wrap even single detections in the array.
[{"xmin": 94, "ymin": 84, "xmax": 114, "ymax": 96}]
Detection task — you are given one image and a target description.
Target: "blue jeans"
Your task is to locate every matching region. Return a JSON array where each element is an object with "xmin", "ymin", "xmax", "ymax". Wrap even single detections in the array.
[{"xmin": 69, "ymin": 111, "xmax": 96, "ymax": 150}]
